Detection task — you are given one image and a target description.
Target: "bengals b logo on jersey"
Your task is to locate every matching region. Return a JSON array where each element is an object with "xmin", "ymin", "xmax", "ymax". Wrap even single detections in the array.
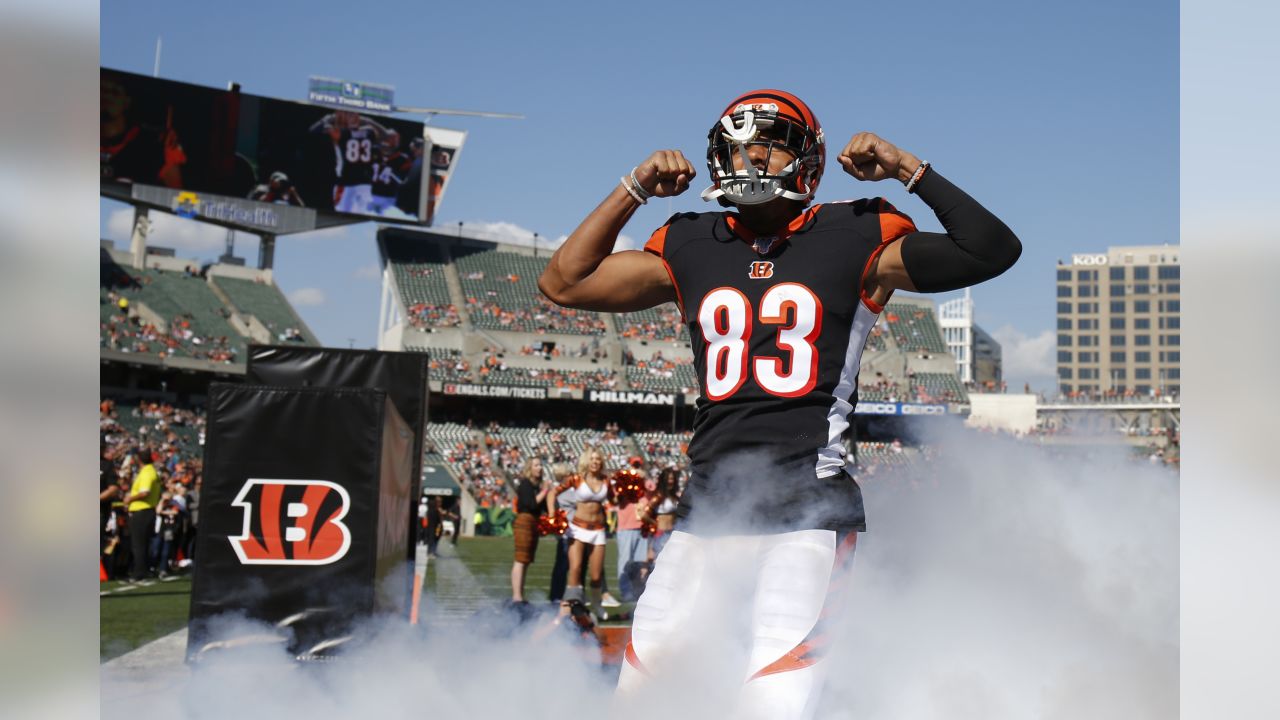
[
  {"xmin": 748, "ymin": 261, "xmax": 775, "ymax": 279},
  {"xmin": 229, "ymin": 479, "xmax": 352, "ymax": 565}
]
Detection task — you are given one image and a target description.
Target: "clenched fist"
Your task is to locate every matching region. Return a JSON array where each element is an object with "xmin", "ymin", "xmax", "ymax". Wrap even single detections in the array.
[
  {"xmin": 837, "ymin": 132, "xmax": 921, "ymax": 184},
  {"xmin": 633, "ymin": 150, "xmax": 697, "ymax": 197}
]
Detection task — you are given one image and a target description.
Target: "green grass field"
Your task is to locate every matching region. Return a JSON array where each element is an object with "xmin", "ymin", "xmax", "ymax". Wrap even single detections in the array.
[
  {"xmin": 99, "ymin": 576, "xmax": 195, "ymax": 660},
  {"xmin": 101, "ymin": 535, "xmax": 638, "ymax": 661}
]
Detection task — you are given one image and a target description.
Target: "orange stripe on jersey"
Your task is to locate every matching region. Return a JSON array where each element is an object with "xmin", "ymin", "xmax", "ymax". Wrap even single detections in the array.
[
  {"xmin": 644, "ymin": 224, "xmax": 670, "ymax": 257},
  {"xmin": 859, "ymin": 241, "xmax": 892, "ymax": 314},
  {"xmin": 624, "ymin": 641, "xmax": 650, "ymax": 675},
  {"xmin": 877, "ymin": 197, "xmax": 917, "ymax": 242},
  {"xmin": 747, "ymin": 634, "xmax": 831, "ymax": 681},
  {"xmin": 659, "ymin": 256, "xmax": 686, "ymax": 318},
  {"xmin": 724, "ymin": 204, "xmax": 822, "ymax": 244}
]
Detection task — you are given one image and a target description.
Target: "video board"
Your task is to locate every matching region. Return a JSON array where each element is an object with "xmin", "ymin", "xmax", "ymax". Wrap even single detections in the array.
[{"xmin": 101, "ymin": 68, "xmax": 429, "ymax": 224}]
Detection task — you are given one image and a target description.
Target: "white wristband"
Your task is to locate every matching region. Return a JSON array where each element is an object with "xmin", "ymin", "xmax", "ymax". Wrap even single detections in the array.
[
  {"xmin": 620, "ymin": 176, "xmax": 647, "ymax": 205},
  {"xmin": 629, "ymin": 167, "xmax": 654, "ymax": 202}
]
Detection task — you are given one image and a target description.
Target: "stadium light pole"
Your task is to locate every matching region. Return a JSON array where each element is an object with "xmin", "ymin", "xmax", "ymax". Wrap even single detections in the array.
[{"xmin": 533, "ymin": 232, "xmax": 540, "ymax": 259}]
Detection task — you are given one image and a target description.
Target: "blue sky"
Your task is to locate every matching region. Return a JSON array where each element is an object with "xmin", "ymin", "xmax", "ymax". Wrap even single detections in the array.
[{"xmin": 100, "ymin": 0, "xmax": 1178, "ymax": 392}]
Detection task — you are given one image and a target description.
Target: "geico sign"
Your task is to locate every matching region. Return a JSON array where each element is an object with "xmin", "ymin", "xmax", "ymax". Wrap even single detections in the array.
[{"xmin": 1072, "ymin": 254, "xmax": 1109, "ymax": 266}]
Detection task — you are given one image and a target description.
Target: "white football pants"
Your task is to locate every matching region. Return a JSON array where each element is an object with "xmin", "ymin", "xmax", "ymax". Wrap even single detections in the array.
[{"xmin": 615, "ymin": 529, "xmax": 858, "ymax": 720}]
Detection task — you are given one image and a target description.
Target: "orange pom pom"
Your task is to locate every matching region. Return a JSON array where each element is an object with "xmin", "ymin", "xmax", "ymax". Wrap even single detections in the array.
[
  {"xmin": 610, "ymin": 468, "xmax": 647, "ymax": 506},
  {"xmin": 538, "ymin": 509, "xmax": 569, "ymax": 536}
]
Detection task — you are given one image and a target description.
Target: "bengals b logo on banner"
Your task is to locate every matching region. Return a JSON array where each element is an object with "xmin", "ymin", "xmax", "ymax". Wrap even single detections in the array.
[
  {"xmin": 229, "ymin": 479, "xmax": 352, "ymax": 565},
  {"xmin": 748, "ymin": 261, "xmax": 775, "ymax": 279}
]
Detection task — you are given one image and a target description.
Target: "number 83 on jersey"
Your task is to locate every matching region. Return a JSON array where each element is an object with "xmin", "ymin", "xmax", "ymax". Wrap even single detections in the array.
[{"xmin": 697, "ymin": 283, "xmax": 823, "ymax": 400}]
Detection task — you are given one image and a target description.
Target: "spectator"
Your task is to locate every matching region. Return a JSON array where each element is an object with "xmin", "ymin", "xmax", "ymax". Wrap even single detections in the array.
[
  {"xmin": 511, "ymin": 457, "xmax": 549, "ymax": 603},
  {"xmin": 613, "ymin": 457, "xmax": 649, "ymax": 603},
  {"xmin": 123, "ymin": 448, "xmax": 161, "ymax": 581}
]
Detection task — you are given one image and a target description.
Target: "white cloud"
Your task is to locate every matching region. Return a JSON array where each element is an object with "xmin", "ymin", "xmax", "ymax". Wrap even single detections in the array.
[
  {"xmin": 458, "ymin": 220, "xmax": 541, "ymax": 247},
  {"xmin": 458, "ymin": 222, "xmax": 639, "ymax": 254},
  {"xmin": 287, "ymin": 287, "xmax": 326, "ymax": 307},
  {"xmin": 106, "ymin": 207, "xmax": 229, "ymax": 254},
  {"xmin": 991, "ymin": 324, "xmax": 1056, "ymax": 392},
  {"xmin": 353, "ymin": 263, "xmax": 381, "ymax": 280}
]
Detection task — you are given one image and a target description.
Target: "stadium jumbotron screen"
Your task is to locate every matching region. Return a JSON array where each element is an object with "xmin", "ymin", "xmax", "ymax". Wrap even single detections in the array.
[{"xmin": 100, "ymin": 68, "xmax": 429, "ymax": 224}]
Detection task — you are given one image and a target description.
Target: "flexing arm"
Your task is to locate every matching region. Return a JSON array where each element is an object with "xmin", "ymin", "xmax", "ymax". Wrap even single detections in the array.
[
  {"xmin": 838, "ymin": 133, "xmax": 1022, "ymax": 301},
  {"xmin": 537, "ymin": 151, "xmax": 695, "ymax": 312},
  {"xmin": 361, "ymin": 116, "xmax": 390, "ymax": 140}
]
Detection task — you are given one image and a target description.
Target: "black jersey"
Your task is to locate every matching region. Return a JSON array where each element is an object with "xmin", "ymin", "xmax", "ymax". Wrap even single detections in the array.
[
  {"xmin": 643, "ymin": 199, "xmax": 916, "ymax": 533},
  {"xmin": 335, "ymin": 127, "xmax": 377, "ymax": 186},
  {"xmin": 372, "ymin": 151, "xmax": 412, "ymax": 198}
]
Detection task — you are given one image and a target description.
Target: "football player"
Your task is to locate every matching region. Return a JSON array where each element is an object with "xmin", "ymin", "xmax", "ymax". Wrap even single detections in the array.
[
  {"xmin": 369, "ymin": 128, "xmax": 413, "ymax": 216},
  {"xmin": 538, "ymin": 90, "xmax": 1021, "ymax": 719},
  {"xmin": 310, "ymin": 110, "xmax": 391, "ymax": 215},
  {"xmin": 247, "ymin": 171, "xmax": 305, "ymax": 206}
]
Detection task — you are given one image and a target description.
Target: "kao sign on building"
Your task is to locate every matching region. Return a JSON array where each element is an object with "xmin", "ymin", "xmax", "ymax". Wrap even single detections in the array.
[{"xmin": 1072, "ymin": 254, "xmax": 1109, "ymax": 266}]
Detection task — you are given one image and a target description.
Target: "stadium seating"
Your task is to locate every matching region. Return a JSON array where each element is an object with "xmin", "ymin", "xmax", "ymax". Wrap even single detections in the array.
[
  {"xmin": 455, "ymin": 250, "xmax": 607, "ymax": 334},
  {"xmin": 383, "ymin": 233, "xmax": 461, "ymax": 329},
  {"xmin": 853, "ymin": 441, "xmax": 917, "ymax": 468},
  {"xmin": 403, "ymin": 345, "xmax": 474, "ymax": 384},
  {"xmin": 625, "ymin": 364, "xmax": 697, "ymax": 394},
  {"xmin": 100, "ymin": 261, "xmax": 244, "ymax": 363},
  {"xmin": 426, "ymin": 421, "xmax": 634, "ymax": 504},
  {"xmin": 617, "ymin": 303, "xmax": 687, "ymax": 342},
  {"xmin": 909, "ymin": 372, "xmax": 970, "ymax": 404},
  {"xmin": 865, "ymin": 325, "xmax": 889, "ymax": 352},
  {"xmin": 477, "ymin": 364, "xmax": 619, "ymax": 391},
  {"xmin": 883, "ymin": 302, "xmax": 948, "ymax": 354},
  {"xmin": 213, "ymin": 276, "xmax": 318, "ymax": 344},
  {"xmin": 633, "ymin": 431, "xmax": 692, "ymax": 470}
]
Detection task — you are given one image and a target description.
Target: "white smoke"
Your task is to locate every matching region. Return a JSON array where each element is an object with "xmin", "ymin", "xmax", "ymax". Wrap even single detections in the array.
[{"xmin": 101, "ymin": 425, "xmax": 1176, "ymax": 719}]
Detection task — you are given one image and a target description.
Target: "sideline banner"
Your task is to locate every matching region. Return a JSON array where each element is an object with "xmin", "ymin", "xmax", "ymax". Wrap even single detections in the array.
[
  {"xmin": 188, "ymin": 384, "xmax": 414, "ymax": 661},
  {"xmin": 854, "ymin": 401, "xmax": 950, "ymax": 415},
  {"xmin": 442, "ymin": 382, "xmax": 547, "ymax": 400}
]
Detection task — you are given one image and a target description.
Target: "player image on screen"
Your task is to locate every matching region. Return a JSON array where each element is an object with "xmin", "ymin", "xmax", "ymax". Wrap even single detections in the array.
[
  {"xmin": 395, "ymin": 137, "xmax": 426, "ymax": 217},
  {"xmin": 538, "ymin": 89, "xmax": 1022, "ymax": 719},
  {"xmin": 310, "ymin": 109, "xmax": 391, "ymax": 214},
  {"xmin": 248, "ymin": 171, "xmax": 306, "ymax": 207},
  {"xmin": 369, "ymin": 129, "xmax": 414, "ymax": 218},
  {"xmin": 101, "ymin": 72, "xmax": 186, "ymax": 189}
]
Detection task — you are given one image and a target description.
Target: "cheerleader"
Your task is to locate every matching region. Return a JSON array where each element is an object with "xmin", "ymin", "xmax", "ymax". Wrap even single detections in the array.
[
  {"xmin": 638, "ymin": 467, "xmax": 682, "ymax": 561},
  {"xmin": 547, "ymin": 447, "xmax": 612, "ymax": 618}
]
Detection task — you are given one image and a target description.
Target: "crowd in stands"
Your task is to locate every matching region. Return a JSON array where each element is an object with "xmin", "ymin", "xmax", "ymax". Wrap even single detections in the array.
[
  {"xmin": 426, "ymin": 351, "xmax": 475, "ymax": 384},
  {"xmin": 1052, "ymin": 389, "xmax": 1181, "ymax": 403},
  {"xmin": 100, "ymin": 398, "xmax": 204, "ymax": 581},
  {"xmin": 519, "ymin": 338, "xmax": 608, "ymax": 362},
  {"xmin": 101, "ymin": 293, "xmax": 241, "ymax": 364},
  {"xmin": 883, "ymin": 304, "xmax": 948, "ymax": 354},
  {"xmin": 634, "ymin": 431, "xmax": 692, "ymax": 470},
  {"xmin": 432, "ymin": 420, "xmax": 638, "ymax": 513},
  {"xmin": 623, "ymin": 350, "xmax": 697, "ymax": 395},
  {"xmin": 465, "ymin": 294, "xmax": 608, "ymax": 335},
  {"xmin": 477, "ymin": 351, "xmax": 620, "ymax": 390},
  {"xmin": 407, "ymin": 302, "xmax": 462, "ymax": 329},
  {"xmin": 855, "ymin": 369, "xmax": 969, "ymax": 404},
  {"xmin": 617, "ymin": 305, "xmax": 685, "ymax": 341}
]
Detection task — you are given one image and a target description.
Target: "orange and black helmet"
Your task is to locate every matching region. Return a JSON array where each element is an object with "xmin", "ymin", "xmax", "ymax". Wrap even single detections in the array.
[{"xmin": 701, "ymin": 89, "xmax": 825, "ymax": 207}]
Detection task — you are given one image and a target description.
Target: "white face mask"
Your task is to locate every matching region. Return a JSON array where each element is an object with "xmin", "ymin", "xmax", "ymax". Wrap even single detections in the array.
[{"xmin": 701, "ymin": 109, "xmax": 819, "ymax": 206}]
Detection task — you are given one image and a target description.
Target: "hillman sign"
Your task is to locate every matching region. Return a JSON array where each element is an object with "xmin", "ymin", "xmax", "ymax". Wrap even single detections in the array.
[{"xmin": 588, "ymin": 389, "xmax": 681, "ymax": 406}]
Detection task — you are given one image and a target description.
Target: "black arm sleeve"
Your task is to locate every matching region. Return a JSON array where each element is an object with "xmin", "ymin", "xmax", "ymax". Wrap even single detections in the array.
[{"xmin": 898, "ymin": 169, "xmax": 1022, "ymax": 293}]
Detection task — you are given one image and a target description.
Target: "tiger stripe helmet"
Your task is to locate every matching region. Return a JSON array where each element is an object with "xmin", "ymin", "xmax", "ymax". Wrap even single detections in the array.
[{"xmin": 701, "ymin": 89, "xmax": 825, "ymax": 207}]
